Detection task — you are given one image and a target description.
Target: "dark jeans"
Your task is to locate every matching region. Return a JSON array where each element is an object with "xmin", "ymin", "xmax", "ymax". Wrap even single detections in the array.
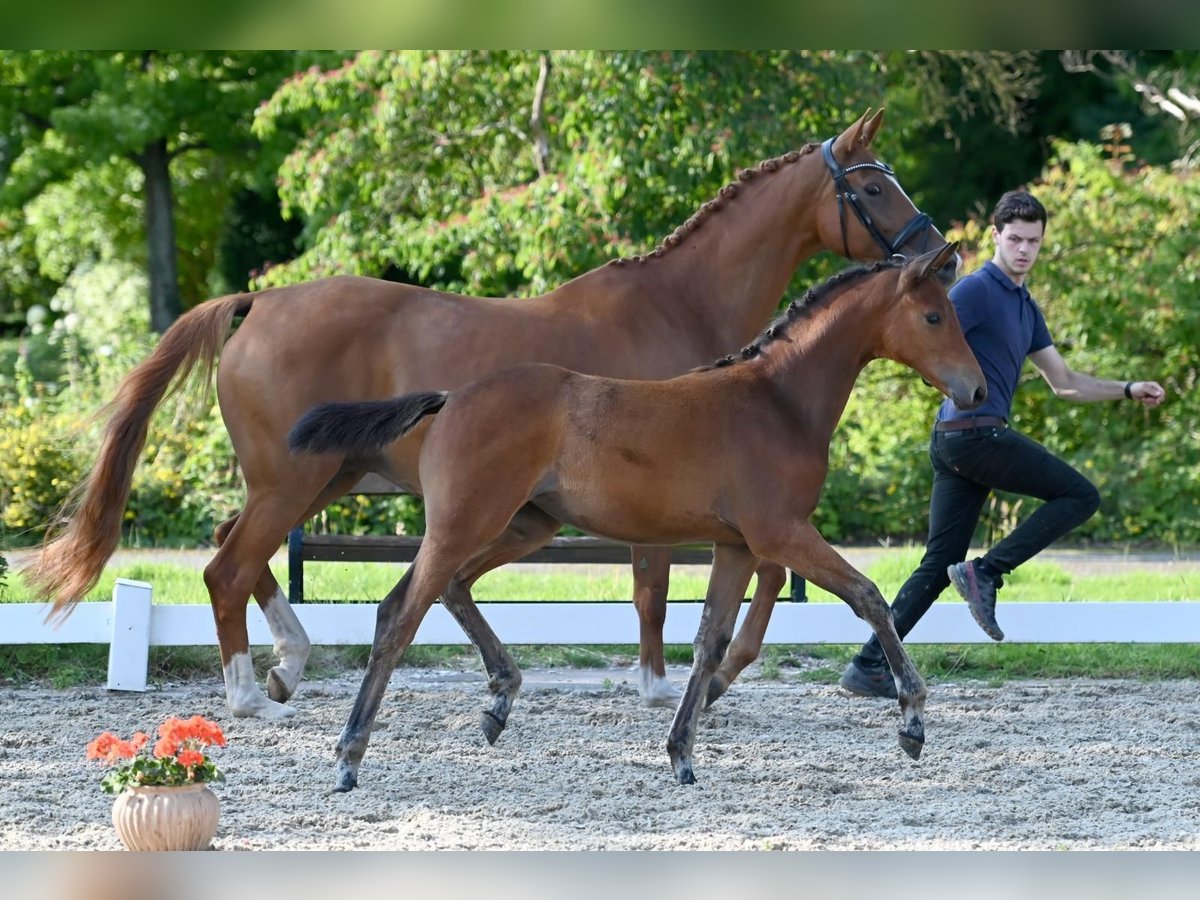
[{"xmin": 855, "ymin": 423, "xmax": 1100, "ymax": 667}]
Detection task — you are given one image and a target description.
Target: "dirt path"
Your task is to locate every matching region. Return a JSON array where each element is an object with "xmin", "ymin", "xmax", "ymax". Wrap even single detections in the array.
[{"xmin": 2, "ymin": 666, "xmax": 1198, "ymax": 850}]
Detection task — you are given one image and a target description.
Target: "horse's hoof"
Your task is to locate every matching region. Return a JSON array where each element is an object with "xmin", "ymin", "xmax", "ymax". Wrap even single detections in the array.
[
  {"xmin": 231, "ymin": 697, "xmax": 297, "ymax": 720},
  {"xmin": 639, "ymin": 669, "xmax": 682, "ymax": 708},
  {"xmin": 480, "ymin": 710, "xmax": 506, "ymax": 746},
  {"xmin": 898, "ymin": 729, "xmax": 925, "ymax": 761},
  {"xmin": 675, "ymin": 765, "xmax": 697, "ymax": 786},
  {"xmin": 266, "ymin": 667, "xmax": 295, "ymax": 703},
  {"xmin": 332, "ymin": 773, "xmax": 357, "ymax": 793}
]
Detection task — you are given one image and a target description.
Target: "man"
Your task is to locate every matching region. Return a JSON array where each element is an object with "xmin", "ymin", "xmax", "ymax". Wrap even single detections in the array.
[{"xmin": 840, "ymin": 189, "xmax": 1167, "ymax": 699}]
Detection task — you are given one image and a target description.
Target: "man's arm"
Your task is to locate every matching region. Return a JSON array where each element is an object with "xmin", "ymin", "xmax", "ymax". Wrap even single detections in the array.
[{"xmin": 1029, "ymin": 345, "xmax": 1167, "ymax": 407}]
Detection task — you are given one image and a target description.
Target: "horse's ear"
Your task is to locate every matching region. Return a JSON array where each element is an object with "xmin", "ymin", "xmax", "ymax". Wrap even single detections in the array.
[
  {"xmin": 833, "ymin": 108, "xmax": 885, "ymax": 158},
  {"xmin": 901, "ymin": 241, "xmax": 960, "ymax": 290},
  {"xmin": 859, "ymin": 108, "xmax": 885, "ymax": 147}
]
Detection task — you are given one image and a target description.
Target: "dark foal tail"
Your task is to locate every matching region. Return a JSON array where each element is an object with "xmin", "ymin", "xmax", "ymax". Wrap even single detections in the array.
[
  {"xmin": 287, "ymin": 392, "xmax": 449, "ymax": 457},
  {"xmin": 25, "ymin": 292, "xmax": 254, "ymax": 624}
]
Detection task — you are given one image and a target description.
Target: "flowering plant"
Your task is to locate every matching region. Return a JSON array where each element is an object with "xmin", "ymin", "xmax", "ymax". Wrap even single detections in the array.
[{"xmin": 86, "ymin": 715, "xmax": 227, "ymax": 794}]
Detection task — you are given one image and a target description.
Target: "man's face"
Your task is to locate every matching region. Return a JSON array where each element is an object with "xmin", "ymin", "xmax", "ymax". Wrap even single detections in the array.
[{"xmin": 992, "ymin": 218, "xmax": 1044, "ymax": 283}]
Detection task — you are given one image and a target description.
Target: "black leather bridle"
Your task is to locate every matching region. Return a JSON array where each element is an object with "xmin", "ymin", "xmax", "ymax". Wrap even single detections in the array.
[{"xmin": 821, "ymin": 137, "xmax": 935, "ymax": 260}]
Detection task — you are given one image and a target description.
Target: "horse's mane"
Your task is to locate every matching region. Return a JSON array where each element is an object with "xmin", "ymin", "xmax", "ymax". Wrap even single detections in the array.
[
  {"xmin": 692, "ymin": 258, "xmax": 902, "ymax": 373},
  {"xmin": 607, "ymin": 144, "xmax": 817, "ymax": 267}
]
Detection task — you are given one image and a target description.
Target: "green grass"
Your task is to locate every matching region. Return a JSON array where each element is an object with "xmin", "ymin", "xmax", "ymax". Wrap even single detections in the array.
[
  {"xmin": 6, "ymin": 549, "xmax": 1198, "ymax": 605},
  {"xmin": 2, "ymin": 551, "xmax": 1198, "ymax": 688}
]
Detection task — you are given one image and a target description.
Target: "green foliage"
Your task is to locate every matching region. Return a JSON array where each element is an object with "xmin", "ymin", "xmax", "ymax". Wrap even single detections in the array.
[
  {"xmin": 819, "ymin": 137, "xmax": 1199, "ymax": 546},
  {"xmin": 0, "ymin": 376, "xmax": 86, "ymax": 539},
  {"xmin": 252, "ymin": 51, "xmax": 1031, "ymax": 300},
  {"xmin": 1, "ymin": 52, "xmax": 1195, "ymax": 550},
  {"xmin": 0, "ymin": 51, "xmax": 328, "ymax": 323}
]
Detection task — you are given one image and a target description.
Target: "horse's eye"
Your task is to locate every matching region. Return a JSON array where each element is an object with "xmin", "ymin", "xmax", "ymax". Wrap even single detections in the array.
[
  {"xmin": 864, "ymin": 183, "xmax": 882, "ymax": 196},
  {"xmin": 925, "ymin": 312, "xmax": 942, "ymax": 325}
]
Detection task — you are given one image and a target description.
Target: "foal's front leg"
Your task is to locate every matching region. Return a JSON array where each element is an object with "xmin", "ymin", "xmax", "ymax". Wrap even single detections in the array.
[
  {"xmin": 763, "ymin": 521, "xmax": 926, "ymax": 759},
  {"xmin": 666, "ymin": 543, "xmax": 759, "ymax": 785}
]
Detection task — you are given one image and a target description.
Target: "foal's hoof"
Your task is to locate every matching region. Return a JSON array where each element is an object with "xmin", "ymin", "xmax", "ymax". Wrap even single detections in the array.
[
  {"xmin": 704, "ymin": 676, "xmax": 729, "ymax": 710},
  {"xmin": 480, "ymin": 710, "xmax": 506, "ymax": 746},
  {"xmin": 897, "ymin": 729, "xmax": 925, "ymax": 761}
]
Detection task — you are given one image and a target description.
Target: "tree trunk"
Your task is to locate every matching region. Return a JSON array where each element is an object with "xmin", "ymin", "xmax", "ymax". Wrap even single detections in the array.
[{"xmin": 139, "ymin": 138, "xmax": 182, "ymax": 333}]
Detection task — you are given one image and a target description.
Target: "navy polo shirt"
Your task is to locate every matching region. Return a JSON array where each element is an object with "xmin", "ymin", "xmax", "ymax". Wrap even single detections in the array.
[{"xmin": 936, "ymin": 260, "xmax": 1053, "ymax": 423}]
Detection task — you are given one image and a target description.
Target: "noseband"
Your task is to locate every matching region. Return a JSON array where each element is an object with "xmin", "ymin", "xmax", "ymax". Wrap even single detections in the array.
[{"xmin": 821, "ymin": 137, "xmax": 934, "ymax": 260}]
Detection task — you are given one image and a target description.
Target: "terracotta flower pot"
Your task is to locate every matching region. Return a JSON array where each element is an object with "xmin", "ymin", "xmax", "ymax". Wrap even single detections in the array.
[{"xmin": 111, "ymin": 782, "xmax": 220, "ymax": 851}]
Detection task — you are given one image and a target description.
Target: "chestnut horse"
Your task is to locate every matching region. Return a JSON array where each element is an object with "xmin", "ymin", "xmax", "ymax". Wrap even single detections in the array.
[
  {"xmin": 26, "ymin": 109, "xmax": 952, "ymax": 720},
  {"xmin": 287, "ymin": 244, "xmax": 984, "ymax": 791}
]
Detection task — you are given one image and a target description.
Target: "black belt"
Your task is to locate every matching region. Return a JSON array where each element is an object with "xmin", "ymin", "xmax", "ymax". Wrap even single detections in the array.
[{"xmin": 935, "ymin": 416, "xmax": 1007, "ymax": 433}]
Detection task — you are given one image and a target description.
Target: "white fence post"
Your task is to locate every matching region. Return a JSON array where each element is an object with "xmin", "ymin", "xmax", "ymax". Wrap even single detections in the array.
[{"xmin": 107, "ymin": 579, "xmax": 152, "ymax": 692}]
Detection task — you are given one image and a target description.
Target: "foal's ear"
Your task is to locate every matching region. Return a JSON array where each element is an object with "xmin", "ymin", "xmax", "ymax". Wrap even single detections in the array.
[
  {"xmin": 833, "ymin": 107, "xmax": 886, "ymax": 158},
  {"xmin": 900, "ymin": 241, "xmax": 960, "ymax": 290}
]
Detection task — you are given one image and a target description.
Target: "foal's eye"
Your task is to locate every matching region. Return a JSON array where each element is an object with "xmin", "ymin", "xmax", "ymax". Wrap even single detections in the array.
[{"xmin": 924, "ymin": 312, "xmax": 942, "ymax": 325}]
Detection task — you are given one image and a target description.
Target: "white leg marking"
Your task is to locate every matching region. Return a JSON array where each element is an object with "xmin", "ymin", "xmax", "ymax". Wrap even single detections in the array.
[
  {"xmin": 639, "ymin": 665, "xmax": 682, "ymax": 707},
  {"xmin": 223, "ymin": 651, "xmax": 296, "ymax": 719},
  {"xmin": 261, "ymin": 588, "xmax": 311, "ymax": 700}
]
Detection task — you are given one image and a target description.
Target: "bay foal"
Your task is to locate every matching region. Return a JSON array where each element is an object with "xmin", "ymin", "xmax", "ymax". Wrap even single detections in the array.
[{"xmin": 289, "ymin": 243, "xmax": 985, "ymax": 790}]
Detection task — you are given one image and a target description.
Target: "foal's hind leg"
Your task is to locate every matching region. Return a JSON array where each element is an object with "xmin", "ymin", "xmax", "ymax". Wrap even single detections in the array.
[
  {"xmin": 334, "ymin": 551, "xmax": 461, "ymax": 792},
  {"xmin": 706, "ymin": 559, "xmax": 788, "ymax": 708},
  {"xmin": 757, "ymin": 521, "xmax": 927, "ymax": 759},
  {"xmin": 666, "ymin": 543, "xmax": 759, "ymax": 785},
  {"xmin": 631, "ymin": 545, "xmax": 681, "ymax": 706},
  {"xmin": 440, "ymin": 505, "xmax": 564, "ymax": 745}
]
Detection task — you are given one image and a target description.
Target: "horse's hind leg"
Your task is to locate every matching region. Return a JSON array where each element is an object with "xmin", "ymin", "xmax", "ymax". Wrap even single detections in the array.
[
  {"xmin": 216, "ymin": 471, "xmax": 364, "ymax": 705},
  {"xmin": 759, "ymin": 521, "xmax": 927, "ymax": 759},
  {"xmin": 666, "ymin": 543, "xmax": 758, "ymax": 785},
  {"xmin": 631, "ymin": 545, "xmax": 680, "ymax": 706},
  {"xmin": 440, "ymin": 505, "xmax": 564, "ymax": 745},
  {"xmin": 706, "ymin": 559, "xmax": 788, "ymax": 708},
  {"xmin": 214, "ymin": 511, "xmax": 312, "ymax": 705}
]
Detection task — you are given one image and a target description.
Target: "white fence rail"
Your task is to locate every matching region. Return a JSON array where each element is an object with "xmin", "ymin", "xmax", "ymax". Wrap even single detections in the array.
[{"xmin": 3, "ymin": 578, "xmax": 1198, "ymax": 693}]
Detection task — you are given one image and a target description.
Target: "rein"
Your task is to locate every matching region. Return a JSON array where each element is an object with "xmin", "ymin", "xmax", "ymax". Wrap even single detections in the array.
[{"xmin": 821, "ymin": 138, "xmax": 933, "ymax": 260}]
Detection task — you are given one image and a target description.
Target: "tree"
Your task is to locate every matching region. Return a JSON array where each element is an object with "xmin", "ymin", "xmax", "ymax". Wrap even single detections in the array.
[
  {"xmin": 1061, "ymin": 51, "xmax": 1200, "ymax": 166},
  {"xmin": 0, "ymin": 51, "xmax": 324, "ymax": 331},
  {"xmin": 252, "ymin": 51, "xmax": 1040, "ymax": 298}
]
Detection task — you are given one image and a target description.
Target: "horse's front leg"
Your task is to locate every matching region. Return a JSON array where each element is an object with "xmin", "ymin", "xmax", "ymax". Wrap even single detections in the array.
[
  {"xmin": 762, "ymin": 521, "xmax": 926, "ymax": 759},
  {"xmin": 631, "ymin": 545, "xmax": 681, "ymax": 707},
  {"xmin": 706, "ymin": 559, "xmax": 788, "ymax": 708},
  {"xmin": 666, "ymin": 543, "xmax": 758, "ymax": 785}
]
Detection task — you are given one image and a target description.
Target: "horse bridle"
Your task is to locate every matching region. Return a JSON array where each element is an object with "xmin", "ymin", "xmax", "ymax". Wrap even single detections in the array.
[{"xmin": 821, "ymin": 137, "xmax": 934, "ymax": 260}]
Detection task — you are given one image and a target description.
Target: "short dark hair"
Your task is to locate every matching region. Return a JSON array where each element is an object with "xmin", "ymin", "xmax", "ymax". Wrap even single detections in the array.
[{"xmin": 992, "ymin": 190, "xmax": 1047, "ymax": 230}]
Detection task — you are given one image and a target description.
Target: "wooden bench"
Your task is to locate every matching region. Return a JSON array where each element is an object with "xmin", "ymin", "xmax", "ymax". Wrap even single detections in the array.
[{"xmin": 286, "ymin": 473, "xmax": 806, "ymax": 604}]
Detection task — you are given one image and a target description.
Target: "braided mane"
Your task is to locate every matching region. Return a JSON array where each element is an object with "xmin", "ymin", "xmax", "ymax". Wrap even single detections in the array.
[
  {"xmin": 607, "ymin": 145, "xmax": 817, "ymax": 267},
  {"xmin": 692, "ymin": 258, "xmax": 902, "ymax": 373}
]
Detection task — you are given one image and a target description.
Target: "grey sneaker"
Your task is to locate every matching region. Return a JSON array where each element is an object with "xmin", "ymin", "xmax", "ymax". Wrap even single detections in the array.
[
  {"xmin": 947, "ymin": 560, "xmax": 1005, "ymax": 641},
  {"xmin": 839, "ymin": 659, "xmax": 897, "ymax": 700}
]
